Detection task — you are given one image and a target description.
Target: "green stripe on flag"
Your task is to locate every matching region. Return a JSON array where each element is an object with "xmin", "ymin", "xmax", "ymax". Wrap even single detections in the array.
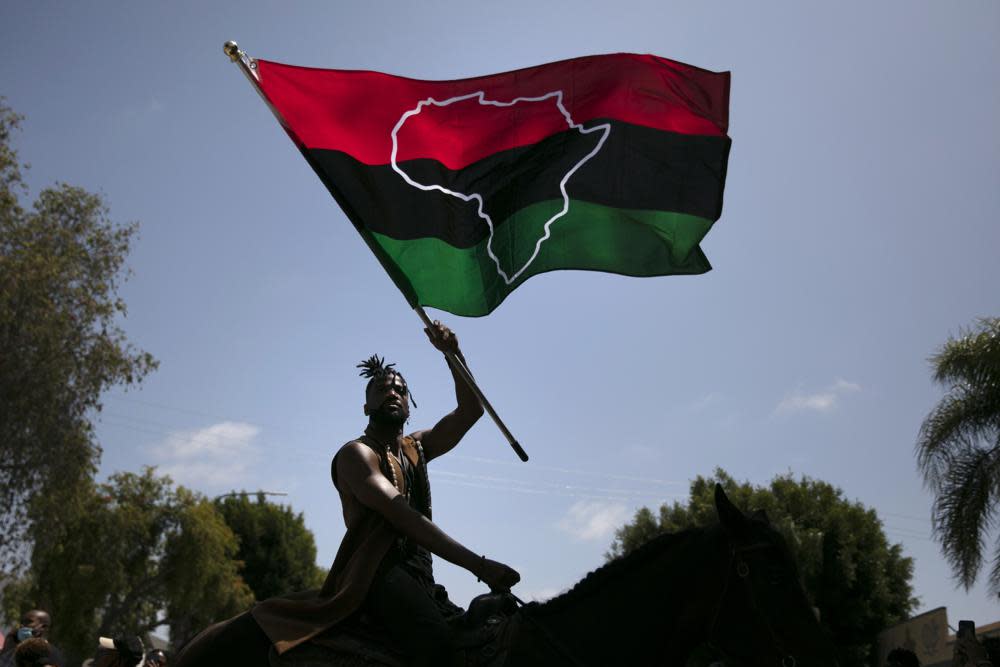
[{"xmin": 369, "ymin": 199, "xmax": 714, "ymax": 316}]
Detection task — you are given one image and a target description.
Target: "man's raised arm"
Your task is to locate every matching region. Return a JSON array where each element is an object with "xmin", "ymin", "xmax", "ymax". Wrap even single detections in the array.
[{"xmin": 412, "ymin": 321, "xmax": 484, "ymax": 462}]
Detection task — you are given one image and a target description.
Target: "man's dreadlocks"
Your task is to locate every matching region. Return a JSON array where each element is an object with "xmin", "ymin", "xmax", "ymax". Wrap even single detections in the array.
[{"xmin": 357, "ymin": 354, "xmax": 416, "ymax": 407}]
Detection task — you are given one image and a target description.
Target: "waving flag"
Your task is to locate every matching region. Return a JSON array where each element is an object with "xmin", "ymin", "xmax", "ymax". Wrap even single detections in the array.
[{"xmin": 253, "ymin": 53, "xmax": 731, "ymax": 316}]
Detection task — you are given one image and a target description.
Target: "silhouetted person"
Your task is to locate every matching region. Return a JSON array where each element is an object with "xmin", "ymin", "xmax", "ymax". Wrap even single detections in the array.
[
  {"xmin": 887, "ymin": 647, "xmax": 921, "ymax": 667},
  {"xmin": 981, "ymin": 638, "xmax": 1000, "ymax": 667},
  {"xmin": 344, "ymin": 323, "xmax": 519, "ymax": 665},
  {"xmin": 144, "ymin": 649, "xmax": 167, "ymax": 667},
  {"xmin": 952, "ymin": 621, "xmax": 992, "ymax": 667},
  {"xmin": 12, "ymin": 639, "xmax": 56, "ymax": 667},
  {"xmin": 0, "ymin": 612, "xmax": 63, "ymax": 667},
  {"xmin": 254, "ymin": 321, "xmax": 518, "ymax": 667},
  {"xmin": 93, "ymin": 636, "xmax": 144, "ymax": 667}
]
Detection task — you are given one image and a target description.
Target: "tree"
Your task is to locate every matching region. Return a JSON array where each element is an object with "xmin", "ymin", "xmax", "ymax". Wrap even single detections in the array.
[
  {"xmin": 916, "ymin": 317, "xmax": 1000, "ymax": 594},
  {"xmin": 0, "ymin": 99, "xmax": 156, "ymax": 573},
  {"xmin": 608, "ymin": 469, "xmax": 917, "ymax": 667},
  {"xmin": 214, "ymin": 492, "xmax": 326, "ymax": 601},
  {"xmin": 2, "ymin": 468, "xmax": 254, "ymax": 662}
]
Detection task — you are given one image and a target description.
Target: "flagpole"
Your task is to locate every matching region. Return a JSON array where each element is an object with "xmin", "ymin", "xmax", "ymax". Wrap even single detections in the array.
[
  {"xmin": 224, "ymin": 40, "xmax": 269, "ymax": 106},
  {"xmin": 223, "ymin": 41, "xmax": 529, "ymax": 462},
  {"xmin": 414, "ymin": 306, "xmax": 528, "ymax": 461}
]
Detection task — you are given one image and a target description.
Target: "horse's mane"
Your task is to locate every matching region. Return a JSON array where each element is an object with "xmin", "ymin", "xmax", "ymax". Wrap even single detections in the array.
[{"xmin": 527, "ymin": 525, "xmax": 715, "ymax": 616}]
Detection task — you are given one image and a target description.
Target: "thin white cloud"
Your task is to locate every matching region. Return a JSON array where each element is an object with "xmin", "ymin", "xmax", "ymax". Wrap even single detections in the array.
[
  {"xmin": 688, "ymin": 391, "xmax": 723, "ymax": 412},
  {"xmin": 118, "ymin": 97, "xmax": 165, "ymax": 123},
  {"xmin": 831, "ymin": 378, "xmax": 862, "ymax": 393},
  {"xmin": 777, "ymin": 392, "xmax": 838, "ymax": 413},
  {"xmin": 556, "ymin": 500, "xmax": 629, "ymax": 542},
  {"xmin": 774, "ymin": 378, "xmax": 862, "ymax": 416},
  {"xmin": 151, "ymin": 421, "xmax": 261, "ymax": 489}
]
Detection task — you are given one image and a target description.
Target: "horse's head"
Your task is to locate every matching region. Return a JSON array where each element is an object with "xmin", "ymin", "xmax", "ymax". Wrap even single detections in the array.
[{"xmin": 710, "ymin": 484, "xmax": 837, "ymax": 666}]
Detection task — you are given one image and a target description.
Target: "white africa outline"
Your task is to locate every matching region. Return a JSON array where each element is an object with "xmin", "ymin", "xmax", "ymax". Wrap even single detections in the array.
[{"xmin": 390, "ymin": 91, "xmax": 611, "ymax": 285}]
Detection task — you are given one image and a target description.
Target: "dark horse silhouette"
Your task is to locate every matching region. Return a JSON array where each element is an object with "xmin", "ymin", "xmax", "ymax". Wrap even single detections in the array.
[{"xmin": 175, "ymin": 485, "xmax": 836, "ymax": 666}]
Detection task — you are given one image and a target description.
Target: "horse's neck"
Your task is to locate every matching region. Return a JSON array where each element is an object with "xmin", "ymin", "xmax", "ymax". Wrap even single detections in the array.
[{"xmin": 516, "ymin": 529, "xmax": 726, "ymax": 665}]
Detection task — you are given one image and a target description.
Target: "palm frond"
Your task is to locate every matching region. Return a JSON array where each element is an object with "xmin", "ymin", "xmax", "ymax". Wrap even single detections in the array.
[
  {"xmin": 917, "ymin": 389, "xmax": 1000, "ymax": 488},
  {"xmin": 987, "ymin": 530, "xmax": 1000, "ymax": 598},
  {"xmin": 919, "ymin": 316, "xmax": 1000, "ymax": 593},
  {"xmin": 932, "ymin": 317, "xmax": 1000, "ymax": 390},
  {"xmin": 931, "ymin": 443, "xmax": 1000, "ymax": 590}
]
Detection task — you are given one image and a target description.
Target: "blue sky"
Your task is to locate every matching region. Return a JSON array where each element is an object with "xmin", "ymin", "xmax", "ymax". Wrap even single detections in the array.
[{"xmin": 3, "ymin": 0, "xmax": 999, "ymax": 629}]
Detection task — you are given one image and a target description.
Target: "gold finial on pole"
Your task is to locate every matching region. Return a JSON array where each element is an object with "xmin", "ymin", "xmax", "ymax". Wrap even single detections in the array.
[
  {"xmin": 224, "ymin": 40, "xmax": 242, "ymax": 62},
  {"xmin": 222, "ymin": 40, "xmax": 260, "ymax": 83}
]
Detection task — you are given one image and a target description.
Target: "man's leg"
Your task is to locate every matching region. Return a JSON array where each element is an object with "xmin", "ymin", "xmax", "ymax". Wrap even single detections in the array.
[{"xmin": 366, "ymin": 564, "xmax": 459, "ymax": 667}]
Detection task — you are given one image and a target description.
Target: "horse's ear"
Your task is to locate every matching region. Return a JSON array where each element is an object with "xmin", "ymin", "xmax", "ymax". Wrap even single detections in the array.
[
  {"xmin": 751, "ymin": 508, "xmax": 771, "ymax": 525},
  {"xmin": 715, "ymin": 483, "xmax": 749, "ymax": 537}
]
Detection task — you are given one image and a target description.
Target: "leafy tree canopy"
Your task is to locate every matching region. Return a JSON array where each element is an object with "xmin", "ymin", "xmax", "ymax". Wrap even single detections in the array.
[
  {"xmin": 916, "ymin": 317, "xmax": 1000, "ymax": 593},
  {"xmin": 214, "ymin": 492, "xmax": 325, "ymax": 601},
  {"xmin": 608, "ymin": 468, "xmax": 917, "ymax": 667},
  {"xmin": 2, "ymin": 468, "xmax": 254, "ymax": 662},
  {"xmin": 0, "ymin": 99, "xmax": 156, "ymax": 572}
]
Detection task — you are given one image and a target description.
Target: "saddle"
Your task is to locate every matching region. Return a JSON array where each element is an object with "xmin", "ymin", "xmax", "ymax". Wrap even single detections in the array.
[{"xmin": 269, "ymin": 593, "xmax": 520, "ymax": 667}]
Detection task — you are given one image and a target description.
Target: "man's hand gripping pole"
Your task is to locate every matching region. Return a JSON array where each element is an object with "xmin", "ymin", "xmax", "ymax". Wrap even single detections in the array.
[{"xmin": 414, "ymin": 306, "xmax": 528, "ymax": 462}]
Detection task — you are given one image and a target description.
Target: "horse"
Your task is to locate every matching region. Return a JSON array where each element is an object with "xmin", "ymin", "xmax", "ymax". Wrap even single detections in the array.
[{"xmin": 175, "ymin": 485, "xmax": 837, "ymax": 666}]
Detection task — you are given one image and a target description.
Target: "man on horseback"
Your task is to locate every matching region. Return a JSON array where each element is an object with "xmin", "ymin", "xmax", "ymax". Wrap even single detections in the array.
[{"xmin": 327, "ymin": 321, "xmax": 520, "ymax": 666}]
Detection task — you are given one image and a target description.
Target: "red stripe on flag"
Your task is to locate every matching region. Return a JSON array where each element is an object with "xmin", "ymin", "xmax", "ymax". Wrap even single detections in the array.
[{"xmin": 256, "ymin": 53, "xmax": 729, "ymax": 169}]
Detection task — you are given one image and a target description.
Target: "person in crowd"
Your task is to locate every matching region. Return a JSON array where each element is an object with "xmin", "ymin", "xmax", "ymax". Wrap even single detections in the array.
[
  {"xmin": 887, "ymin": 647, "xmax": 920, "ymax": 667},
  {"xmin": 0, "ymin": 611, "xmax": 63, "ymax": 667},
  {"xmin": 12, "ymin": 638, "xmax": 57, "ymax": 667},
  {"xmin": 144, "ymin": 649, "xmax": 167, "ymax": 667},
  {"xmin": 980, "ymin": 637, "xmax": 1000, "ymax": 667},
  {"xmin": 951, "ymin": 621, "xmax": 992, "ymax": 667},
  {"xmin": 93, "ymin": 636, "xmax": 144, "ymax": 667}
]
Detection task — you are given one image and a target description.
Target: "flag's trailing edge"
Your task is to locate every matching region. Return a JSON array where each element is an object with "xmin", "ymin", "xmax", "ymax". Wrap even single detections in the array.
[{"xmin": 255, "ymin": 53, "xmax": 731, "ymax": 316}]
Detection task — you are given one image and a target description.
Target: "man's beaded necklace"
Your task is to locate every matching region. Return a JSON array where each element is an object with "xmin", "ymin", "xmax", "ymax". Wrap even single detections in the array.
[
  {"xmin": 386, "ymin": 449, "xmax": 408, "ymax": 499},
  {"xmin": 365, "ymin": 429, "xmax": 408, "ymax": 500}
]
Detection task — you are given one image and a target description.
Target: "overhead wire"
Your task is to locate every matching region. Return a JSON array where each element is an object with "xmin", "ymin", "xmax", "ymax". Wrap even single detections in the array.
[
  {"xmin": 101, "ymin": 405, "xmax": 683, "ymax": 489},
  {"xmin": 97, "ymin": 396, "xmax": 940, "ymax": 539},
  {"xmin": 96, "ymin": 412, "xmax": 679, "ymax": 504}
]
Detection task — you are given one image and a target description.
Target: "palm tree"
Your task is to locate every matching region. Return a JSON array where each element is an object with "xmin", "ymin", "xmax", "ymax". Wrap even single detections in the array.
[{"xmin": 917, "ymin": 317, "xmax": 1000, "ymax": 593}]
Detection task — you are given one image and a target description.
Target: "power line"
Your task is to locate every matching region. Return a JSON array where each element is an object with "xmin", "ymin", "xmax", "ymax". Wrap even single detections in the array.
[
  {"xmin": 97, "ymin": 415, "xmax": 678, "ymax": 503},
  {"xmin": 212, "ymin": 491, "xmax": 288, "ymax": 501},
  {"xmin": 433, "ymin": 478, "xmax": 677, "ymax": 504},
  {"xmin": 103, "ymin": 394, "xmax": 314, "ymax": 436},
  {"xmin": 884, "ymin": 527, "xmax": 935, "ymax": 542},
  {"xmin": 449, "ymin": 454, "xmax": 684, "ymax": 486},
  {"xmin": 97, "ymin": 409, "xmax": 684, "ymax": 489},
  {"xmin": 880, "ymin": 511, "xmax": 932, "ymax": 524},
  {"xmin": 432, "ymin": 469, "xmax": 681, "ymax": 500},
  {"xmin": 98, "ymin": 397, "xmax": 941, "ymax": 528}
]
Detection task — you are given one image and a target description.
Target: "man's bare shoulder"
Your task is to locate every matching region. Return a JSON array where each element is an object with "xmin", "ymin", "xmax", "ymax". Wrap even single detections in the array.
[
  {"xmin": 337, "ymin": 439, "xmax": 376, "ymax": 459},
  {"xmin": 336, "ymin": 440, "xmax": 380, "ymax": 473}
]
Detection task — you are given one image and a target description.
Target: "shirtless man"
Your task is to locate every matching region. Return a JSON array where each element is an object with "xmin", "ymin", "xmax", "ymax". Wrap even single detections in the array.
[{"xmin": 333, "ymin": 321, "xmax": 519, "ymax": 666}]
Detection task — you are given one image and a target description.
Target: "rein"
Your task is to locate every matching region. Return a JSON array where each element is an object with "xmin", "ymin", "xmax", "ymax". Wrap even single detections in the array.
[{"xmin": 706, "ymin": 541, "xmax": 798, "ymax": 667}]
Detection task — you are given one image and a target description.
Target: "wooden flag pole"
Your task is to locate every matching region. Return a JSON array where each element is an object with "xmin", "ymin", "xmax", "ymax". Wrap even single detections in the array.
[
  {"xmin": 414, "ymin": 306, "xmax": 528, "ymax": 462},
  {"xmin": 223, "ymin": 41, "xmax": 528, "ymax": 462}
]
